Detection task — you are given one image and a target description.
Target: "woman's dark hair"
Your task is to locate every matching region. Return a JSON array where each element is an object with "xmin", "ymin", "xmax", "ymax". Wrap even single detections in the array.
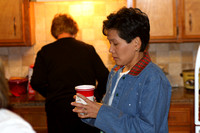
[
  {"xmin": 103, "ymin": 7, "xmax": 150, "ymax": 52},
  {"xmin": 0, "ymin": 60, "xmax": 9, "ymax": 108},
  {"xmin": 51, "ymin": 14, "xmax": 78, "ymax": 39}
]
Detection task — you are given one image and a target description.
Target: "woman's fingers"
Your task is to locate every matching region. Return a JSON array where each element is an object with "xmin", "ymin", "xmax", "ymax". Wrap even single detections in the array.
[
  {"xmin": 71, "ymin": 102, "xmax": 85, "ymax": 108},
  {"xmin": 71, "ymin": 93, "xmax": 102, "ymax": 118},
  {"xmin": 76, "ymin": 93, "xmax": 92, "ymax": 103}
]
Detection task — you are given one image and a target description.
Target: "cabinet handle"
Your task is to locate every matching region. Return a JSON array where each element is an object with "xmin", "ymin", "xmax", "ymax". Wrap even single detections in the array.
[
  {"xmin": 189, "ymin": 13, "xmax": 192, "ymax": 32},
  {"xmin": 13, "ymin": 17, "xmax": 16, "ymax": 36}
]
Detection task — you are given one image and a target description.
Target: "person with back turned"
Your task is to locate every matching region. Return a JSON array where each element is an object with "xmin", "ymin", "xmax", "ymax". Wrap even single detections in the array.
[
  {"xmin": 71, "ymin": 7, "xmax": 172, "ymax": 133},
  {"xmin": 30, "ymin": 14, "xmax": 109, "ymax": 133}
]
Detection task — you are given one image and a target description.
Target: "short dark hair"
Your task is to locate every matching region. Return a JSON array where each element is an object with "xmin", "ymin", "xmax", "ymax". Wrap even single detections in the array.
[
  {"xmin": 51, "ymin": 14, "xmax": 78, "ymax": 39},
  {"xmin": 103, "ymin": 7, "xmax": 150, "ymax": 52}
]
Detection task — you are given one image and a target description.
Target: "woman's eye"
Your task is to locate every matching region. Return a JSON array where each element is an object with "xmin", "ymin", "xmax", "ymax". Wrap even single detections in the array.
[{"xmin": 108, "ymin": 41, "xmax": 118, "ymax": 46}]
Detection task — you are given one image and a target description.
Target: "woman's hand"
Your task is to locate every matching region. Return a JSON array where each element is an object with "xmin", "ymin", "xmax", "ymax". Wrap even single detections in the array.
[{"xmin": 71, "ymin": 93, "xmax": 102, "ymax": 118}]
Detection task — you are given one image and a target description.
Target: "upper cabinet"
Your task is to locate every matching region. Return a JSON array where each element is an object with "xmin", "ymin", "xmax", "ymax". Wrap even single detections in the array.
[
  {"xmin": 0, "ymin": 0, "xmax": 35, "ymax": 46},
  {"xmin": 134, "ymin": 0, "xmax": 200, "ymax": 43},
  {"xmin": 136, "ymin": 0, "xmax": 177, "ymax": 42},
  {"xmin": 180, "ymin": 0, "xmax": 200, "ymax": 41}
]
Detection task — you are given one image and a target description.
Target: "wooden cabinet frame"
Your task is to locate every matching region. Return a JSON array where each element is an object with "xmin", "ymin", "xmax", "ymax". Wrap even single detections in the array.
[
  {"xmin": 177, "ymin": 0, "xmax": 200, "ymax": 42},
  {"xmin": 0, "ymin": 0, "xmax": 35, "ymax": 46},
  {"xmin": 133, "ymin": 0, "xmax": 200, "ymax": 43},
  {"xmin": 168, "ymin": 104, "xmax": 194, "ymax": 133}
]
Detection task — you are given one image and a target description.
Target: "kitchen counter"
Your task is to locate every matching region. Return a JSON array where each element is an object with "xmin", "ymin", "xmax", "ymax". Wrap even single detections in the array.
[
  {"xmin": 9, "ymin": 87, "xmax": 194, "ymax": 107},
  {"xmin": 171, "ymin": 87, "xmax": 194, "ymax": 104},
  {"xmin": 9, "ymin": 87, "xmax": 195, "ymax": 133},
  {"xmin": 10, "ymin": 92, "xmax": 45, "ymax": 107},
  {"xmin": 9, "ymin": 92, "xmax": 47, "ymax": 133},
  {"xmin": 168, "ymin": 87, "xmax": 195, "ymax": 133}
]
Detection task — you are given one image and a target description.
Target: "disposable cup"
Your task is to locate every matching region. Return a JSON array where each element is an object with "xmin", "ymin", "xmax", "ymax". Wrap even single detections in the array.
[{"xmin": 75, "ymin": 85, "xmax": 95, "ymax": 105}]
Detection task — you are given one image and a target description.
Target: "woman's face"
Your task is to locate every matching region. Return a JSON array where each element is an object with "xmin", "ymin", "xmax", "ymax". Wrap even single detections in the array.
[{"xmin": 107, "ymin": 29, "xmax": 139, "ymax": 68}]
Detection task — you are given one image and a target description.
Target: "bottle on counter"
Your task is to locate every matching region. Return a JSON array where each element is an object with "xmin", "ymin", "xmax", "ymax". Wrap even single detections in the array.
[{"xmin": 27, "ymin": 64, "xmax": 35, "ymax": 95}]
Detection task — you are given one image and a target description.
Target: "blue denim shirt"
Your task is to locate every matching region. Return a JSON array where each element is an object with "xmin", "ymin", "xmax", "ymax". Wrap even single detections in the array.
[{"xmin": 83, "ymin": 62, "xmax": 171, "ymax": 133}]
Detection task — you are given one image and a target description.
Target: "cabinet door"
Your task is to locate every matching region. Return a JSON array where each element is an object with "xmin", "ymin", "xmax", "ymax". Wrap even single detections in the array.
[
  {"xmin": 12, "ymin": 106, "xmax": 47, "ymax": 133},
  {"xmin": 168, "ymin": 104, "xmax": 194, "ymax": 133},
  {"xmin": 181, "ymin": 0, "xmax": 200, "ymax": 41},
  {"xmin": 0, "ymin": 0, "xmax": 35, "ymax": 46},
  {"xmin": 0, "ymin": 0, "xmax": 23, "ymax": 42},
  {"xmin": 135, "ymin": 0, "xmax": 177, "ymax": 42}
]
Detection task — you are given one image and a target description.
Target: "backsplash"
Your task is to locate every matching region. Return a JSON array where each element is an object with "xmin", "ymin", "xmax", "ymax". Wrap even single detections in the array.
[
  {"xmin": 0, "ymin": 0, "xmax": 199, "ymax": 87},
  {"xmin": 148, "ymin": 43, "xmax": 199, "ymax": 87}
]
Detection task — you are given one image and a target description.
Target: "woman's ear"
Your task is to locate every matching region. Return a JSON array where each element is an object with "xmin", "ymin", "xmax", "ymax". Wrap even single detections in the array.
[{"xmin": 134, "ymin": 37, "xmax": 141, "ymax": 51}]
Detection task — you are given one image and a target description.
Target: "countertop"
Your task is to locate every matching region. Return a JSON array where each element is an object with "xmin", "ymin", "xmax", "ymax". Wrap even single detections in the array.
[
  {"xmin": 171, "ymin": 87, "xmax": 194, "ymax": 104},
  {"xmin": 10, "ymin": 92, "xmax": 45, "ymax": 107},
  {"xmin": 9, "ymin": 87, "xmax": 195, "ymax": 107}
]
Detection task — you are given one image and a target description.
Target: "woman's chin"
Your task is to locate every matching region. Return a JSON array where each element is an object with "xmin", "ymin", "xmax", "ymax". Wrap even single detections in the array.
[{"xmin": 115, "ymin": 62, "xmax": 123, "ymax": 66}]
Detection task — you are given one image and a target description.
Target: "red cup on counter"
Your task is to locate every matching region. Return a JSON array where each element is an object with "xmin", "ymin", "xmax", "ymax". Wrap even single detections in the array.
[{"xmin": 75, "ymin": 85, "xmax": 95, "ymax": 105}]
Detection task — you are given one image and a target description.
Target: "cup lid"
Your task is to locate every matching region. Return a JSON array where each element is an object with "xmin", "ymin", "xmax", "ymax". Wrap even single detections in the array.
[{"xmin": 75, "ymin": 85, "xmax": 95, "ymax": 91}]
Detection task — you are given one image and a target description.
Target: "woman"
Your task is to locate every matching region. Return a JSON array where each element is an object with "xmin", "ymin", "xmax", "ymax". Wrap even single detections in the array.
[
  {"xmin": 0, "ymin": 60, "xmax": 35, "ymax": 133},
  {"xmin": 30, "ymin": 14, "xmax": 109, "ymax": 133},
  {"xmin": 71, "ymin": 7, "xmax": 171, "ymax": 133}
]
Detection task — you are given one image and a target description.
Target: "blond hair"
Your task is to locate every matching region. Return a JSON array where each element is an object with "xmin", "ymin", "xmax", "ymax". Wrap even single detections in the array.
[
  {"xmin": 0, "ymin": 60, "xmax": 9, "ymax": 108},
  {"xmin": 51, "ymin": 14, "xmax": 78, "ymax": 39}
]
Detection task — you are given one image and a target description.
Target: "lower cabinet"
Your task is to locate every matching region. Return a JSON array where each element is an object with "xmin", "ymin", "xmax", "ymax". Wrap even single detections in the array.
[
  {"xmin": 11, "ymin": 106, "xmax": 47, "ymax": 133},
  {"xmin": 11, "ymin": 103, "xmax": 195, "ymax": 133},
  {"xmin": 168, "ymin": 104, "xmax": 194, "ymax": 133}
]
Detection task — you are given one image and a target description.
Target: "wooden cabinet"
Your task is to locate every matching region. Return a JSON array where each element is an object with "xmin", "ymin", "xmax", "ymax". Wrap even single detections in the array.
[
  {"xmin": 12, "ymin": 104, "xmax": 194, "ymax": 133},
  {"xmin": 9, "ymin": 93, "xmax": 47, "ymax": 133},
  {"xmin": 179, "ymin": 0, "xmax": 200, "ymax": 41},
  {"xmin": 134, "ymin": 0, "xmax": 200, "ymax": 43},
  {"xmin": 168, "ymin": 104, "xmax": 194, "ymax": 133},
  {"xmin": 12, "ymin": 106, "xmax": 47, "ymax": 133},
  {"xmin": 135, "ymin": 0, "xmax": 177, "ymax": 42},
  {"xmin": 0, "ymin": 0, "xmax": 35, "ymax": 46},
  {"xmin": 9, "ymin": 88, "xmax": 194, "ymax": 133}
]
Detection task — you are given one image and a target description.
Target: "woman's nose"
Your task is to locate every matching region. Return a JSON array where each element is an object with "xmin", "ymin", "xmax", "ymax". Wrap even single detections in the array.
[{"xmin": 109, "ymin": 45, "xmax": 114, "ymax": 53}]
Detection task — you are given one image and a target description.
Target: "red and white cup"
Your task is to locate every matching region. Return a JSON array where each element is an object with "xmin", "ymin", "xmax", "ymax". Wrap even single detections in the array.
[{"xmin": 75, "ymin": 85, "xmax": 95, "ymax": 105}]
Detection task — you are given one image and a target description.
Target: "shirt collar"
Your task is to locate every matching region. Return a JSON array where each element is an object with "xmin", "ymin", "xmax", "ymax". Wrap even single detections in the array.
[{"xmin": 113, "ymin": 51, "xmax": 151, "ymax": 76}]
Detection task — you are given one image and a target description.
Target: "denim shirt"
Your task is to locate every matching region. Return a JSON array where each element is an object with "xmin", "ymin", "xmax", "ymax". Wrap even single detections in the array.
[{"xmin": 83, "ymin": 62, "xmax": 171, "ymax": 133}]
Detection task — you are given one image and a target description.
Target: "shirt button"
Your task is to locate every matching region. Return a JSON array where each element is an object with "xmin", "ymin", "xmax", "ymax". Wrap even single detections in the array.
[
  {"xmin": 129, "ymin": 104, "xmax": 131, "ymax": 106},
  {"xmin": 122, "ymin": 77, "xmax": 125, "ymax": 79},
  {"xmin": 116, "ymin": 93, "xmax": 119, "ymax": 96}
]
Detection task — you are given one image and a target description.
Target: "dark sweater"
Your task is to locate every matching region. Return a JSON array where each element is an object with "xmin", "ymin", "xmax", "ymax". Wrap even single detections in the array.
[{"xmin": 30, "ymin": 37, "xmax": 109, "ymax": 133}]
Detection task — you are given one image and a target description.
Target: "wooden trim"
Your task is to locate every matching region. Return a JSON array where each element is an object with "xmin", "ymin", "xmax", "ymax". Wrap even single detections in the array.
[
  {"xmin": 23, "ymin": 0, "xmax": 35, "ymax": 46},
  {"xmin": 132, "ymin": 0, "xmax": 136, "ymax": 7}
]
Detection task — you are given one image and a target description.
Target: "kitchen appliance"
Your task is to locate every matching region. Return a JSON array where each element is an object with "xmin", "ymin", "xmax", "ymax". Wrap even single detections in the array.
[
  {"xmin": 181, "ymin": 69, "xmax": 200, "ymax": 89},
  {"xmin": 195, "ymin": 45, "xmax": 200, "ymax": 133}
]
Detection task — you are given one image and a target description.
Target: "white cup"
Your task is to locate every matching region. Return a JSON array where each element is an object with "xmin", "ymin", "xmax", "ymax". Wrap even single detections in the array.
[{"xmin": 75, "ymin": 85, "xmax": 95, "ymax": 105}]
